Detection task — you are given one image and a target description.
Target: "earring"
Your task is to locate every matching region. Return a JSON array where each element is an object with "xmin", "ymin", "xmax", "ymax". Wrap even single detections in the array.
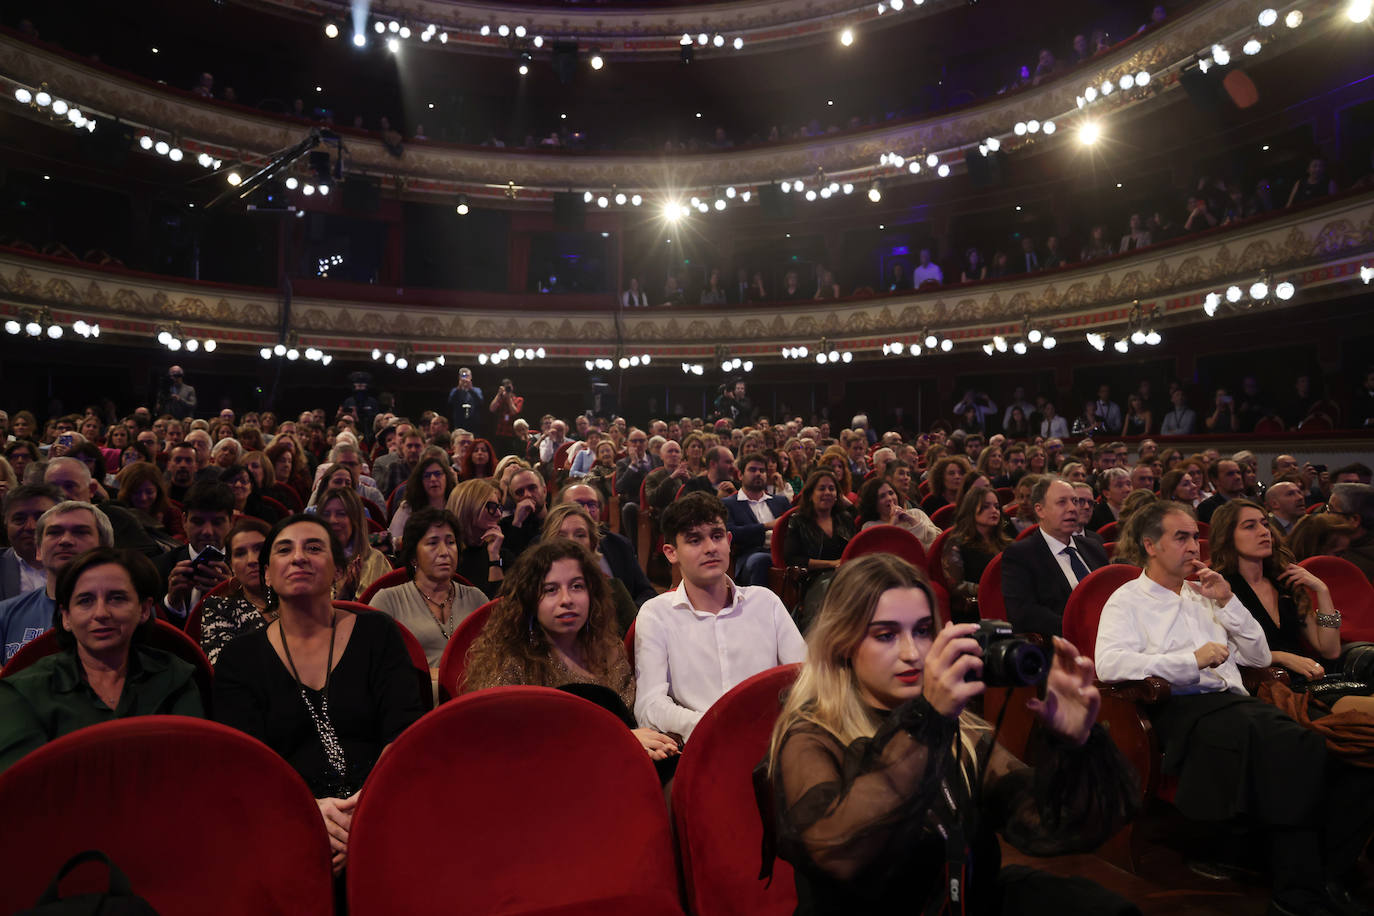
[{"xmin": 330, "ymin": 583, "xmax": 337, "ymax": 601}]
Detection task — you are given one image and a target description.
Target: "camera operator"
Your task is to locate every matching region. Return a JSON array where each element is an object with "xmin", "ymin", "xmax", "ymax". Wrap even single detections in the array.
[
  {"xmin": 764, "ymin": 554, "xmax": 1138, "ymax": 915},
  {"xmin": 154, "ymin": 366, "xmax": 197, "ymax": 421},
  {"xmin": 341, "ymin": 372, "xmax": 380, "ymax": 441}
]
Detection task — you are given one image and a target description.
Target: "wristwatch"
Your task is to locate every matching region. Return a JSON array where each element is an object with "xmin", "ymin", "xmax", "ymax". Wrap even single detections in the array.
[{"xmin": 489, "ymin": 556, "xmax": 504, "ymax": 568}]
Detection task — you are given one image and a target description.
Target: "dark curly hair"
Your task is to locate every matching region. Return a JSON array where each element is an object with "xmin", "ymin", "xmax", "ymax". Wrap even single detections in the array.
[{"xmin": 462, "ymin": 539, "xmax": 624, "ymax": 693}]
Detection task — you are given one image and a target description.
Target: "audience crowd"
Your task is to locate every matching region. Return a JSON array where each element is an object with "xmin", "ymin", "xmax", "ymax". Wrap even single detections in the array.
[{"xmin": 1, "ymin": 359, "xmax": 1373, "ymax": 909}]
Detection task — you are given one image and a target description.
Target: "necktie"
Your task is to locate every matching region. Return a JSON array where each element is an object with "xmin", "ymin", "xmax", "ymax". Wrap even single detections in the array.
[{"xmin": 1062, "ymin": 544, "xmax": 1091, "ymax": 581}]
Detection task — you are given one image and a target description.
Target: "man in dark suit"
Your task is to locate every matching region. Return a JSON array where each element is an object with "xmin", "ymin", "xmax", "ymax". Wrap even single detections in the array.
[
  {"xmin": 560, "ymin": 484, "xmax": 657, "ymax": 606},
  {"xmin": 1087, "ymin": 467, "xmax": 1132, "ymax": 531},
  {"xmin": 1196, "ymin": 459, "xmax": 1245, "ymax": 524},
  {"xmin": 1003, "ymin": 476, "xmax": 1109, "ymax": 636},
  {"xmin": 0, "ymin": 484, "xmax": 61, "ymax": 601},
  {"xmin": 724, "ymin": 453, "xmax": 792, "ymax": 587},
  {"xmin": 155, "ymin": 480, "xmax": 235, "ymax": 627},
  {"xmin": 614, "ymin": 427, "xmax": 660, "ymax": 541}
]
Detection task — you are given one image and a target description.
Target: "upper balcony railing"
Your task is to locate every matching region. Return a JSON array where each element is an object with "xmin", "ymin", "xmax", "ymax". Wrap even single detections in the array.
[
  {"xmin": 1, "ymin": 187, "xmax": 1370, "ymax": 365},
  {"xmin": 0, "ymin": 0, "xmax": 1333, "ymax": 203}
]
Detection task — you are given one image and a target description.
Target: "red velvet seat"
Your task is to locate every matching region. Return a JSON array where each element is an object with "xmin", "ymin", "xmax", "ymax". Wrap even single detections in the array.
[
  {"xmin": 839, "ymin": 523, "xmax": 928, "ymax": 569},
  {"xmin": 767, "ymin": 508, "xmax": 807, "ymax": 612},
  {"xmin": 0, "ymin": 717, "xmax": 333, "ymax": 915},
  {"xmin": 1015, "ymin": 524, "xmax": 1038, "ymax": 541},
  {"xmin": 924, "ymin": 529, "xmax": 955, "ymax": 593},
  {"xmin": 976, "ymin": 552, "xmax": 1005, "ymax": 620},
  {"xmin": 929, "ymin": 503, "xmax": 956, "ymax": 530},
  {"xmin": 1299, "ymin": 556, "xmax": 1374, "ymax": 642},
  {"xmin": 624, "ymin": 619, "xmax": 636, "ymax": 674},
  {"xmin": 2, "ymin": 619, "xmax": 214, "ymax": 714},
  {"xmin": 363, "ymin": 499, "xmax": 388, "ymax": 525},
  {"xmin": 673, "ymin": 665, "xmax": 801, "ymax": 916},
  {"xmin": 260, "ymin": 494, "xmax": 292, "ymax": 519},
  {"xmin": 332, "ymin": 601, "xmax": 433, "ymax": 712},
  {"xmin": 435, "ymin": 599, "xmax": 498, "ymax": 701},
  {"xmin": 1103, "ymin": 540, "xmax": 1117, "ymax": 560},
  {"xmin": 347, "ymin": 687, "xmax": 683, "ymax": 915},
  {"xmin": 1096, "ymin": 520, "xmax": 1121, "ymax": 540},
  {"xmin": 994, "ymin": 486, "xmax": 1014, "ymax": 504}
]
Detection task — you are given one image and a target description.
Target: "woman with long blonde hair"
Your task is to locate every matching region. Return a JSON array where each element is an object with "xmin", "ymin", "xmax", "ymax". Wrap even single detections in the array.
[{"xmin": 765, "ymin": 554, "xmax": 1136, "ymax": 914}]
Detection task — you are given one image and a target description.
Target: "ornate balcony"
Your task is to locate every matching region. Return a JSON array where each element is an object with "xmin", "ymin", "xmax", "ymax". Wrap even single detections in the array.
[{"xmin": 2, "ymin": 189, "xmax": 1370, "ymax": 362}]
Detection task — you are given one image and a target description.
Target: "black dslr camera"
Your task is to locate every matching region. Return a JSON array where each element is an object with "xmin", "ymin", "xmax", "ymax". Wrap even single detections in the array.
[{"xmin": 968, "ymin": 620, "xmax": 1048, "ymax": 688}]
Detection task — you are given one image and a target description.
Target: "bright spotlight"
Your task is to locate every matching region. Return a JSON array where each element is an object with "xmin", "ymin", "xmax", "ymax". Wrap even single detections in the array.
[
  {"xmin": 157, "ymin": 330, "xmax": 173, "ymax": 345},
  {"xmin": 1086, "ymin": 333, "xmax": 1105, "ymax": 351},
  {"xmin": 596, "ymin": 196, "xmax": 608, "ymax": 208},
  {"xmin": 1258, "ymin": 8, "xmax": 1278, "ymax": 26},
  {"xmin": 204, "ymin": 339, "xmax": 216, "ymax": 352},
  {"xmin": 1226, "ymin": 285, "xmax": 1244, "ymax": 303},
  {"xmin": 399, "ymin": 26, "xmax": 410, "ymax": 38},
  {"xmin": 34, "ymin": 91, "xmax": 51, "ymax": 107},
  {"xmin": 1027, "ymin": 328, "xmax": 1042, "ymax": 344},
  {"xmin": 1349, "ymin": 0, "xmax": 1372, "ymax": 23},
  {"xmin": 867, "ymin": 184, "xmax": 881, "ymax": 202},
  {"xmin": 167, "ymin": 148, "xmax": 183, "ymax": 162},
  {"xmin": 926, "ymin": 153, "xmax": 939, "ymax": 168},
  {"xmin": 518, "ymin": 64, "xmax": 529, "ymax": 75},
  {"xmin": 387, "ymin": 37, "xmax": 400, "ymax": 53},
  {"xmin": 733, "ymin": 37, "xmax": 744, "ymax": 50},
  {"xmin": 1084, "ymin": 85, "xmax": 1098, "ymax": 103},
  {"xmin": 260, "ymin": 347, "xmax": 272, "ymax": 360},
  {"xmin": 780, "ymin": 180, "xmax": 792, "ymax": 193},
  {"xmin": 353, "ymin": 33, "xmax": 366, "ymax": 47},
  {"xmin": 274, "ymin": 344, "xmax": 287, "ymax": 356},
  {"xmin": 714, "ymin": 198, "xmax": 726, "ymax": 210},
  {"xmin": 841, "ymin": 351, "xmax": 853, "ymax": 363},
  {"xmin": 139, "ymin": 135, "xmax": 154, "ymax": 150},
  {"xmin": 185, "ymin": 338, "xmax": 199, "ymax": 352},
  {"xmin": 1250, "ymin": 281, "xmax": 1269, "ymax": 300},
  {"xmin": 725, "ymin": 186, "xmax": 736, "ymax": 198},
  {"xmin": 1014, "ymin": 122, "xmax": 1027, "ymax": 136},
  {"xmin": 52, "ymin": 99, "xmax": 69, "ymax": 116},
  {"xmin": 712, "ymin": 34, "xmax": 724, "ymax": 48},
  {"xmin": 840, "ymin": 28, "xmax": 854, "ymax": 46},
  {"xmin": 498, "ymin": 24, "xmax": 510, "ymax": 36},
  {"xmin": 47, "ymin": 324, "xmax": 62, "ymax": 340},
  {"xmin": 1113, "ymin": 338, "xmax": 1130, "ymax": 354},
  {"xmin": 1120, "ymin": 74, "xmax": 1135, "ymax": 90},
  {"xmin": 1013, "ymin": 340, "xmax": 1028, "ymax": 355},
  {"xmin": 985, "ymin": 137, "xmax": 1000, "ymax": 152},
  {"xmin": 532, "ymin": 35, "xmax": 542, "ymax": 47},
  {"xmin": 154, "ymin": 140, "xmax": 170, "ymax": 156},
  {"xmin": 373, "ymin": 21, "xmax": 385, "ymax": 34},
  {"xmin": 939, "ymin": 338, "xmax": 953, "ymax": 352},
  {"xmin": 1079, "ymin": 122, "xmax": 1101, "ymax": 145},
  {"xmin": 515, "ymin": 25, "xmax": 526, "ymax": 37},
  {"xmin": 590, "ymin": 54, "xmax": 604, "ymax": 70},
  {"xmin": 1286, "ymin": 10, "xmax": 1304, "ymax": 28},
  {"xmin": 15, "ymin": 88, "xmax": 32, "ymax": 104},
  {"xmin": 982, "ymin": 343, "xmax": 995, "ymax": 356},
  {"xmin": 1042, "ymin": 336, "xmax": 1056, "ymax": 349},
  {"xmin": 302, "ymin": 184, "xmax": 315, "ymax": 196},
  {"xmin": 1042, "ymin": 120, "xmax": 1056, "ymax": 135},
  {"xmin": 805, "ymin": 190, "xmax": 817, "ymax": 202},
  {"xmin": 1275, "ymin": 281, "xmax": 1295, "ymax": 300},
  {"xmin": 907, "ymin": 162, "xmax": 919, "ymax": 175},
  {"xmin": 1211, "ymin": 44, "xmax": 1231, "ymax": 66},
  {"xmin": 891, "ymin": 0, "xmax": 904, "ymax": 8},
  {"xmin": 1244, "ymin": 38, "xmax": 1262, "ymax": 55},
  {"xmin": 1204, "ymin": 292, "xmax": 1221, "ymax": 316},
  {"xmin": 993, "ymin": 336, "xmax": 1007, "ymax": 353},
  {"xmin": 827, "ymin": 351, "xmax": 839, "ymax": 363},
  {"xmin": 936, "ymin": 164, "xmax": 950, "ymax": 178},
  {"xmin": 1131, "ymin": 329, "xmax": 1146, "ymax": 346},
  {"xmin": 698, "ymin": 33, "xmax": 708, "ymax": 45}
]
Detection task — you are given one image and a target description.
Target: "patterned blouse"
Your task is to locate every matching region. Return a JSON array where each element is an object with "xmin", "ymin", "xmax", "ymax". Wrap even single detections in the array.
[{"xmin": 199, "ymin": 584, "xmax": 274, "ymax": 666}]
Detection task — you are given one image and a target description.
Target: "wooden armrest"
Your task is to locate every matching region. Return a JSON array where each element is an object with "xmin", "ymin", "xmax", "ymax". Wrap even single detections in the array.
[
  {"xmin": 1240, "ymin": 664, "xmax": 1290, "ymax": 693},
  {"xmin": 1099, "ymin": 677, "xmax": 1172, "ymax": 704}
]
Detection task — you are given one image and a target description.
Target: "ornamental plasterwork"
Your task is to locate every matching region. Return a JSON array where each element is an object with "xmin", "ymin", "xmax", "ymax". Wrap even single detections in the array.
[
  {"xmin": 1, "ymin": 190, "xmax": 1371, "ymax": 357},
  {"xmin": 0, "ymin": 0, "xmax": 1316, "ymax": 195}
]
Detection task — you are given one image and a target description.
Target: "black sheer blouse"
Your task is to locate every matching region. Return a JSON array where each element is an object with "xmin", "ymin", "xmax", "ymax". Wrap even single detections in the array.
[{"xmin": 770, "ymin": 698, "xmax": 1137, "ymax": 915}]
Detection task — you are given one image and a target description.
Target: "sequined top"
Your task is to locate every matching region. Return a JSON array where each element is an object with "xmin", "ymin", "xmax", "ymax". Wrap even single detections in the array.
[{"xmin": 200, "ymin": 584, "xmax": 273, "ymax": 666}]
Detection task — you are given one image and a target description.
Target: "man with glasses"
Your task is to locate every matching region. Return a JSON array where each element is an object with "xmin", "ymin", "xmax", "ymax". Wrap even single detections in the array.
[
  {"xmin": 447, "ymin": 367, "xmax": 485, "ymax": 437},
  {"xmin": 1329, "ymin": 483, "xmax": 1374, "ymax": 582},
  {"xmin": 1002, "ymin": 476, "xmax": 1108, "ymax": 636},
  {"xmin": 615, "ymin": 428, "xmax": 659, "ymax": 541},
  {"xmin": 559, "ymin": 484, "xmax": 656, "ymax": 605}
]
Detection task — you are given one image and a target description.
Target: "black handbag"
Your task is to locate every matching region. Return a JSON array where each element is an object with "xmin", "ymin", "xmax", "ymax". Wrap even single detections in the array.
[{"xmin": 18, "ymin": 851, "xmax": 160, "ymax": 915}]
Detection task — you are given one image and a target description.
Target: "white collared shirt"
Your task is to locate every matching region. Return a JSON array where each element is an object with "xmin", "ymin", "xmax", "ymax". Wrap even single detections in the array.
[
  {"xmin": 741, "ymin": 492, "xmax": 777, "ymax": 546},
  {"xmin": 18, "ymin": 557, "xmax": 45, "ymax": 595},
  {"xmin": 1096, "ymin": 571, "xmax": 1271, "ymax": 695},
  {"xmin": 163, "ymin": 542, "xmax": 213, "ymax": 618},
  {"xmin": 1038, "ymin": 527, "xmax": 1083, "ymax": 589},
  {"xmin": 633, "ymin": 578, "xmax": 806, "ymax": 740}
]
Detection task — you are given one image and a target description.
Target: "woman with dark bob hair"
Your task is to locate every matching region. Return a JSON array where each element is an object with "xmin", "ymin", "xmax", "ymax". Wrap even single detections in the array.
[
  {"xmin": 370, "ymin": 507, "xmax": 487, "ymax": 671},
  {"xmin": 462, "ymin": 539, "xmax": 678, "ymax": 764},
  {"xmin": 764, "ymin": 554, "xmax": 1138, "ymax": 914},
  {"xmin": 0, "ymin": 548, "xmax": 205, "ymax": 773},
  {"xmin": 214, "ymin": 513, "xmax": 424, "ymax": 875}
]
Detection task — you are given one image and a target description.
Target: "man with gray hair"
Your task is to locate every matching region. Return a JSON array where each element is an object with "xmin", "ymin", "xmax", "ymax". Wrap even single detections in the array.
[
  {"xmin": 1088, "ymin": 466, "xmax": 1133, "ymax": 530},
  {"xmin": 0, "ymin": 500, "xmax": 113, "ymax": 662},
  {"xmin": 1330, "ymin": 483, "xmax": 1374, "ymax": 582},
  {"xmin": 1002, "ymin": 475, "xmax": 1109, "ymax": 636}
]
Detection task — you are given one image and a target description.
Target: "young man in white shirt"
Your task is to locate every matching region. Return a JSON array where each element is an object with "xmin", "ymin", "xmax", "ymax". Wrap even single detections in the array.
[
  {"xmin": 1096, "ymin": 501, "xmax": 1374, "ymax": 916},
  {"xmin": 633, "ymin": 493, "xmax": 806, "ymax": 742}
]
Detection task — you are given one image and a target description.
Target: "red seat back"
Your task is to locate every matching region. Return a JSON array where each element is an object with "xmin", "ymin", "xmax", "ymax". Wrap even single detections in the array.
[
  {"xmin": 358, "ymin": 568, "xmax": 410, "ymax": 604},
  {"xmin": 436, "ymin": 600, "xmax": 498, "ymax": 700},
  {"xmin": 348, "ymin": 688, "xmax": 682, "ymax": 915},
  {"xmin": 1253, "ymin": 417, "xmax": 1285, "ymax": 434},
  {"xmin": 0, "ymin": 717, "xmax": 333, "ymax": 916},
  {"xmin": 925, "ymin": 529, "xmax": 955, "ymax": 592},
  {"xmin": 770, "ymin": 508, "xmax": 798, "ymax": 569},
  {"xmin": 977, "ymin": 552, "xmax": 1006, "ymax": 620},
  {"xmin": 1196, "ymin": 521, "xmax": 1210, "ymax": 538},
  {"xmin": 3, "ymin": 619, "xmax": 214, "ymax": 713},
  {"xmin": 625, "ymin": 619, "xmax": 637, "ymax": 674},
  {"xmin": 1015, "ymin": 524, "xmax": 1039, "ymax": 541},
  {"xmin": 840, "ymin": 524, "xmax": 928, "ymax": 568},
  {"xmin": 1103, "ymin": 540, "xmax": 1117, "ymax": 560},
  {"xmin": 259, "ymin": 495, "xmax": 292, "ymax": 519},
  {"xmin": 673, "ymin": 665, "xmax": 801, "ymax": 916},
  {"xmin": 1062, "ymin": 566, "xmax": 1141, "ymax": 662},
  {"xmin": 1096, "ymin": 521, "xmax": 1121, "ymax": 540},
  {"xmin": 994, "ymin": 486, "xmax": 1014, "ymax": 504},
  {"xmin": 1300, "ymin": 556, "xmax": 1374, "ymax": 642},
  {"xmin": 930, "ymin": 503, "xmax": 956, "ymax": 530}
]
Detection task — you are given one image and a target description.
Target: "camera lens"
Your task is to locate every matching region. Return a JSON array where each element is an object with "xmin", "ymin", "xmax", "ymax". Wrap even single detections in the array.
[{"xmin": 982, "ymin": 639, "xmax": 1049, "ymax": 688}]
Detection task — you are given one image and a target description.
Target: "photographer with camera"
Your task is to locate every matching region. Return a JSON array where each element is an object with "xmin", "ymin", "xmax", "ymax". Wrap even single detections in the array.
[
  {"xmin": 154, "ymin": 366, "xmax": 197, "ymax": 421},
  {"xmin": 764, "ymin": 553, "xmax": 1138, "ymax": 915},
  {"xmin": 155, "ymin": 480, "xmax": 235, "ymax": 625}
]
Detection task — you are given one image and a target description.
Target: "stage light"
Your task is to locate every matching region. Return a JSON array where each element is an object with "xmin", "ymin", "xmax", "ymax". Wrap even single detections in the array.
[
  {"xmin": 481, "ymin": 25, "xmax": 491, "ymax": 36},
  {"xmin": 25, "ymin": 320, "xmax": 41, "ymax": 337},
  {"xmin": 820, "ymin": 187, "xmax": 832, "ymax": 199},
  {"xmin": 260, "ymin": 347, "xmax": 272, "ymax": 360},
  {"xmin": 1120, "ymin": 74, "xmax": 1135, "ymax": 90},
  {"xmin": 698, "ymin": 33, "xmax": 708, "ymax": 45},
  {"xmin": 586, "ymin": 360, "xmax": 595, "ymax": 371},
  {"xmin": 1204, "ymin": 292, "xmax": 1221, "ymax": 316},
  {"xmin": 733, "ymin": 37, "xmax": 744, "ymax": 50},
  {"xmin": 157, "ymin": 330, "xmax": 173, "ymax": 345},
  {"xmin": 1131, "ymin": 329, "xmax": 1146, "ymax": 345},
  {"xmin": 1084, "ymin": 86, "xmax": 1098, "ymax": 103},
  {"xmin": 386, "ymin": 352, "xmax": 397, "ymax": 364},
  {"xmin": 805, "ymin": 190, "xmax": 817, "ymax": 202},
  {"xmin": 1244, "ymin": 38, "xmax": 1262, "ymax": 55},
  {"xmin": 1042, "ymin": 336, "xmax": 1056, "ymax": 349},
  {"xmin": 537, "ymin": 348, "xmax": 547, "ymax": 358},
  {"xmin": 840, "ymin": 28, "xmax": 854, "ymax": 46},
  {"xmin": 353, "ymin": 33, "xmax": 366, "ymax": 47},
  {"xmin": 204, "ymin": 339, "xmax": 216, "ymax": 352},
  {"xmin": 139, "ymin": 135, "xmax": 154, "ymax": 150},
  {"xmin": 993, "ymin": 335, "xmax": 1007, "ymax": 353},
  {"xmin": 1100, "ymin": 80, "xmax": 1113, "ymax": 96},
  {"xmin": 1027, "ymin": 328, "xmax": 1042, "ymax": 344},
  {"xmin": 1250, "ymin": 281, "xmax": 1269, "ymax": 300},
  {"xmin": 532, "ymin": 36, "xmax": 542, "ymax": 47},
  {"xmin": 1258, "ymin": 8, "xmax": 1278, "ymax": 26},
  {"xmin": 1349, "ymin": 0, "xmax": 1372, "ymax": 23},
  {"xmin": 867, "ymin": 183, "xmax": 881, "ymax": 202},
  {"xmin": 1014, "ymin": 122, "xmax": 1027, "ymax": 136},
  {"xmin": 680, "ymin": 33, "xmax": 692, "ymax": 45},
  {"xmin": 1079, "ymin": 122, "xmax": 1101, "ymax": 145},
  {"xmin": 388, "ymin": 20, "xmax": 400, "ymax": 32},
  {"xmin": 712, "ymin": 34, "xmax": 724, "ymax": 48},
  {"xmin": 597, "ymin": 196, "xmax": 608, "ymax": 208},
  {"xmin": 725, "ymin": 186, "xmax": 736, "ymax": 199},
  {"xmin": 387, "ymin": 37, "xmax": 400, "ymax": 53},
  {"xmin": 274, "ymin": 344, "xmax": 287, "ymax": 356},
  {"xmin": 154, "ymin": 140, "xmax": 169, "ymax": 156},
  {"xmin": 1013, "ymin": 340, "xmax": 1028, "ymax": 355},
  {"xmin": 302, "ymin": 184, "xmax": 315, "ymax": 196},
  {"xmin": 185, "ymin": 339, "xmax": 199, "ymax": 353},
  {"xmin": 167, "ymin": 148, "xmax": 183, "ymax": 162},
  {"xmin": 1275, "ymin": 281, "xmax": 1295, "ymax": 300},
  {"xmin": 714, "ymin": 198, "xmax": 726, "ymax": 210},
  {"xmin": 1145, "ymin": 330, "xmax": 1162, "ymax": 346},
  {"xmin": 936, "ymin": 164, "xmax": 950, "ymax": 178},
  {"xmin": 498, "ymin": 24, "xmax": 510, "ymax": 36},
  {"xmin": 395, "ymin": 357, "xmax": 407, "ymax": 369},
  {"xmin": 841, "ymin": 351, "xmax": 853, "ymax": 363},
  {"xmin": 515, "ymin": 25, "xmax": 526, "ymax": 37},
  {"xmin": 1086, "ymin": 332, "xmax": 1105, "ymax": 351},
  {"xmin": 371, "ymin": 348, "xmax": 382, "ymax": 360},
  {"xmin": 399, "ymin": 26, "xmax": 411, "ymax": 39},
  {"xmin": 318, "ymin": 184, "xmax": 329, "ymax": 196},
  {"xmin": 15, "ymin": 87, "xmax": 31, "ymax": 104},
  {"xmin": 456, "ymin": 196, "xmax": 470, "ymax": 215},
  {"xmin": 1226, "ymin": 285, "xmax": 1244, "ymax": 303},
  {"xmin": 891, "ymin": 0, "xmax": 904, "ymax": 8},
  {"xmin": 374, "ymin": 21, "xmax": 385, "ymax": 34},
  {"xmin": 780, "ymin": 180, "xmax": 792, "ymax": 193},
  {"xmin": 197, "ymin": 152, "xmax": 213, "ymax": 168},
  {"xmin": 47, "ymin": 324, "xmax": 62, "ymax": 339},
  {"xmin": 590, "ymin": 53, "xmax": 604, "ymax": 70},
  {"xmin": 985, "ymin": 137, "xmax": 1000, "ymax": 152},
  {"xmin": 828, "ymin": 351, "xmax": 840, "ymax": 363},
  {"xmin": 34, "ymin": 91, "xmax": 51, "ymax": 107},
  {"xmin": 939, "ymin": 339, "xmax": 953, "ymax": 352},
  {"xmin": 982, "ymin": 343, "xmax": 994, "ymax": 356},
  {"xmin": 1211, "ymin": 44, "xmax": 1230, "ymax": 66},
  {"xmin": 518, "ymin": 63, "xmax": 528, "ymax": 75},
  {"xmin": 285, "ymin": 177, "xmax": 298, "ymax": 190},
  {"xmin": 1042, "ymin": 120, "xmax": 1056, "ymax": 135},
  {"xmin": 1113, "ymin": 338, "xmax": 1129, "ymax": 354},
  {"xmin": 52, "ymin": 99, "xmax": 69, "ymax": 116}
]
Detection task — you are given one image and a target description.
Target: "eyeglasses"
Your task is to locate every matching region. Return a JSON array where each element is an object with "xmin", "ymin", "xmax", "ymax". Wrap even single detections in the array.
[
  {"xmin": 422, "ymin": 470, "xmax": 447, "ymax": 480},
  {"xmin": 482, "ymin": 501, "xmax": 502, "ymax": 516}
]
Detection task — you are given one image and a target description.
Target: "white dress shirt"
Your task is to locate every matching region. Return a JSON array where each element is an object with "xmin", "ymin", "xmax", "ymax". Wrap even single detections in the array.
[
  {"xmin": 741, "ymin": 493, "xmax": 778, "ymax": 546},
  {"xmin": 1039, "ymin": 528, "xmax": 1083, "ymax": 589},
  {"xmin": 633, "ymin": 579, "xmax": 806, "ymax": 740},
  {"xmin": 163, "ymin": 543, "xmax": 214, "ymax": 618},
  {"xmin": 1096, "ymin": 571, "xmax": 1271, "ymax": 696}
]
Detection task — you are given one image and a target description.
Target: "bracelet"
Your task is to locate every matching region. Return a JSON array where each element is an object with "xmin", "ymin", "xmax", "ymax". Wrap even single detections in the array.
[{"xmin": 1316, "ymin": 610, "xmax": 1341, "ymax": 629}]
